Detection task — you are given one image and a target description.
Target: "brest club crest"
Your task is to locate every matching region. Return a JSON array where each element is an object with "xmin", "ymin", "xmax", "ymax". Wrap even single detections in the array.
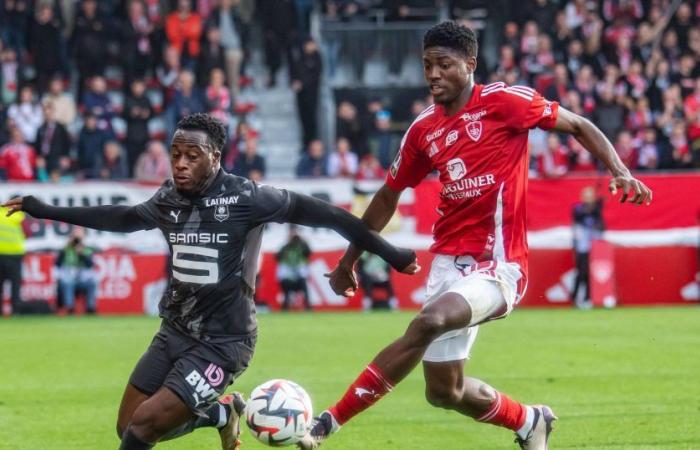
[
  {"xmin": 466, "ymin": 121, "xmax": 482, "ymax": 142},
  {"xmin": 214, "ymin": 204, "xmax": 229, "ymax": 222}
]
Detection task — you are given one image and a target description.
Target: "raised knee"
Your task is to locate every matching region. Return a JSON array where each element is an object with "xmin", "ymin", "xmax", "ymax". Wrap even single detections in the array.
[
  {"xmin": 409, "ymin": 313, "xmax": 446, "ymax": 344},
  {"xmin": 425, "ymin": 385, "xmax": 462, "ymax": 409}
]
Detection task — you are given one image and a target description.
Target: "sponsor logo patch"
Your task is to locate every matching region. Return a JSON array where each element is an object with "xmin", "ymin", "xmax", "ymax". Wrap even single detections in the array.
[
  {"xmin": 446, "ymin": 130, "xmax": 459, "ymax": 146},
  {"xmin": 446, "ymin": 158, "xmax": 467, "ymax": 181},
  {"xmin": 466, "ymin": 121, "xmax": 482, "ymax": 142},
  {"xmin": 426, "ymin": 127, "xmax": 445, "ymax": 143},
  {"xmin": 460, "ymin": 110, "xmax": 487, "ymax": 122}
]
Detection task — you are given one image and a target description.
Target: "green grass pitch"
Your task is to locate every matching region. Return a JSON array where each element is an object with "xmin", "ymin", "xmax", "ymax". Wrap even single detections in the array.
[{"xmin": 1, "ymin": 307, "xmax": 699, "ymax": 449}]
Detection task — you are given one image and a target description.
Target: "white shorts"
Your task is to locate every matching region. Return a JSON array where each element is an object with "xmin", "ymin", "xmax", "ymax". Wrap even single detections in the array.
[{"xmin": 422, "ymin": 255, "xmax": 522, "ymax": 363}]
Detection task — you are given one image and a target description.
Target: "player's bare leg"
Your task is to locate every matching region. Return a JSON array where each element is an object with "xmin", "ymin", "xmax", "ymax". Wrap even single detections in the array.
[
  {"xmin": 117, "ymin": 384, "xmax": 151, "ymax": 439},
  {"xmin": 120, "ymin": 386, "xmax": 194, "ymax": 449},
  {"xmin": 299, "ymin": 287, "xmax": 555, "ymax": 449},
  {"xmin": 424, "ymin": 362, "xmax": 557, "ymax": 449}
]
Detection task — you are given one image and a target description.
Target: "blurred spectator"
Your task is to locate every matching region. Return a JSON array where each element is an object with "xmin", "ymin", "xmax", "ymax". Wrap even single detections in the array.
[
  {"xmin": 1, "ymin": 0, "xmax": 31, "ymax": 54},
  {"xmin": 94, "ymin": 140, "xmax": 129, "ymax": 180},
  {"xmin": 82, "ymin": 76, "xmax": 114, "ymax": 131},
  {"xmin": 28, "ymin": 2, "xmax": 65, "ymax": 93},
  {"xmin": 614, "ymin": 130, "xmax": 637, "ymax": 170},
  {"xmin": 0, "ymin": 202, "xmax": 25, "ymax": 315},
  {"xmin": 123, "ymin": 79, "xmax": 154, "ymax": 170},
  {"xmin": 592, "ymin": 85, "xmax": 624, "ymax": 142},
  {"xmin": 358, "ymin": 252, "xmax": 396, "ymax": 310},
  {"xmin": 71, "ymin": 0, "xmax": 109, "ymax": 97},
  {"xmin": 121, "ymin": 0, "xmax": 155, "ymax": 86},
  {"xmin": 197, "ymin": 26, "xmax": 226, "ymax": 89},
  {"xmin": 208, "ymin": 0, "xmax": 244, "ymax": 96},
  {"xmin": 224, "ymin": 119, "xmax": 255, "ymax": 170},
  {"xmin": 166, "ymin": 70, "xmax": 206, "ymax": 135},
  {"xmin": 77, "ymin": 113, "xmax": 114, "ymax": 177},
  {"xmin": 685, "ymin": 79, "xmax": 700, "ymax": 157},
  {"xmin": 42, "ymin": 76, "xmax": 76, "ymax": 127},
  {"xmin": 232, "ymin": 135, "xmax": 266, "ymax": 180},
  {"xmin": 291, "ymin": 37, "xmax": 322, "ymax": 148},
  {"xmin": 569, "ymin": 136, "xmax": 598, "ymax": 172},
  {"xmin": 544, "ymin": 64, "xmax": 570, "ymax": 104},
  {"xmin": 571, "ymin": 186, "xmax": 604, "ymax": 309},
  {"xmin": 205, "ymin": 68, "xmax": 232, "ymax": 123},
  {"xmin": 165, "ymin": 0, "xmax": 203, "ymax": 67},
  {"xmin": 0, "ymin": 45, "xmax": 21, "ymax": 105},
  {"xmin": 35, "ymin": 101, "xmax": 71, "ymax": 180},
  {"xmin": 7, "ymin": 85, "xmax": 43, "ymax": 143},
  {"xmin": 0, "ymin": 125, "xmax": 36, "ymax": 180},
  {"xmin": 370, "ymin": 110, "xmax": 398, "ymax": 169},
  {"xmin": 156, "ymin": 45, "xmax": 182, "ymax": 103},
  {"xmin": 637, "ymin": 127, "xmax": 660, "ymax": 171},
  {"xmin": 670, "ymin": 121, "xmax": 692, "ymax": 169},
  {"xmin": 276, "ymin": 225, "xmax": 312, "ymax": 311},
  {"xmin": 626, "ymin": 96, "xmax": 653, "ymax": 132},
  {"xmin": 327, "ymin": 137, "xmax": 358, "ymax": 178},
  {"xmin": 356, "ymin": 153, "xmax": 385, "ymax": 180},
  {"xmin": 56, "ymin": 228, "xmax": 97, "ymax": 314},
  {"xmin": 134, "ymin": 140, "xmax": 171, "ymax": 182},
  {"xmin": 336, "ymin": 101, "xmax": 367, "ymax": 158},
  {"xmin": 537, "ymin": 133, "xmax": 569, "ymax": 178},
  {"xmin": 296, "ymin": 139, "xmax": 328, "ymax": 177},
  {"xmin": 258, "ymin": 0, "xmax": 297, "ymax": 87}
]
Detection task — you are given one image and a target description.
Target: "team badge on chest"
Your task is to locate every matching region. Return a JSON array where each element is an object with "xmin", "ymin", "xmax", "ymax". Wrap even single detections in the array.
[
  {"xmin": 466, "ymin": 121, "xmax": 482, "ymax": 142},
  {"xmin": 214, "ymin": 204, "xmax": 229, "ymax": 222}
]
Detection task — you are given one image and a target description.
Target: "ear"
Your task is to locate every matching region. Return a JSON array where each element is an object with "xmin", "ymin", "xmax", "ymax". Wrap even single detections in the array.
[
  {"xmin": 211, "ymin": 150, "xmax": 222, "ymax": 166},
  {"xmin": 466, "ymin": 55, "xmax": 477, "ymax": 75}
]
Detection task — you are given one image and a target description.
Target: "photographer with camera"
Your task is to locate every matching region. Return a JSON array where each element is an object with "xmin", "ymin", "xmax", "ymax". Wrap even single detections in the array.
[{"xmin": 56, "ymin": 227, "xmax": 98, "ymax": 314}]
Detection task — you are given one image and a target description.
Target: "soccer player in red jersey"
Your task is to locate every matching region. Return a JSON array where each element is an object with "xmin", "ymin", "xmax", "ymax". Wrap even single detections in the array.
[{"xmin": 299, "ymin": 21, "xmax": 652, "ymax": 450}]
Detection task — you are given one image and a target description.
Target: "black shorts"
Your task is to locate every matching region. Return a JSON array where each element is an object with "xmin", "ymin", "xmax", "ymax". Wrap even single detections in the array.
[{"xmin": 129, "ymin": 323, "xmax": 256, "ymax": 416}]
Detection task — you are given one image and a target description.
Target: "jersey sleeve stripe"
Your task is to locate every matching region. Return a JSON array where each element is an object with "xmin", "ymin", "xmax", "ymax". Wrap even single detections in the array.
[
  {"xmin": 481, "ymin": 81, "xmax": 505, "ymax": 94},
  {"xmin": 508, "ymin": 85, "xmax": 536, "ymax": 96},
  {"xmin": 504, "ymin": 88, "xmax": 534, "ymax": 101}
]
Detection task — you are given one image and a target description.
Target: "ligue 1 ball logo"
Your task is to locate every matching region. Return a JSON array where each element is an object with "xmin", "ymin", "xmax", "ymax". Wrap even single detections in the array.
[
  {"xmin": 466, "ymin": 121, "xmax": 482, "ymax": 142},
  {"xmin": 214, "ymin": 204, "xmax": 229, "ymax": 222}
]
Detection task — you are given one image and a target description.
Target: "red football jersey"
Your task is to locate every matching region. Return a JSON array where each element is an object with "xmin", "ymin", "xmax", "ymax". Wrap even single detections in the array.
[{"xmin": 387, "ymin": 82, "xmax": 559, "ymax": 285}]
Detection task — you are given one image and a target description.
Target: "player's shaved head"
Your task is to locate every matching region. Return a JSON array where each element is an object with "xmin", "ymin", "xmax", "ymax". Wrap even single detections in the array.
[
  {"xmin": 176, "ymin": 113, "xmax": 227, "ymax": 153},
  {"xmin": 423, "ymin": 21, "xmax": 478, "ymax": 59}
]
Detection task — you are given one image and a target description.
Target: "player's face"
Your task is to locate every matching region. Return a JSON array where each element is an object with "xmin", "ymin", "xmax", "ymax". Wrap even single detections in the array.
[
  {"xmin": 170, "ymin": 129, "xmax": 221, "ymax": 194},
  {"xmin": 423, "ymin": 47, "xmax": 475, "ymax": 104}
]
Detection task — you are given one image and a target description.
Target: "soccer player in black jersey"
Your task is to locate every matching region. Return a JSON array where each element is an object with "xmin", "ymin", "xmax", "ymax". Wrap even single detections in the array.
[{"xmin": 3, "ymin": 113, "xmax": 418, "ymax": 450}]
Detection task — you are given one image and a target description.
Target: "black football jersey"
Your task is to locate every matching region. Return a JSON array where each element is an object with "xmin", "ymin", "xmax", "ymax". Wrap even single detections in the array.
[{"xmin": 134, "ymin": 170, "xmax": 294, "ymax": 342}]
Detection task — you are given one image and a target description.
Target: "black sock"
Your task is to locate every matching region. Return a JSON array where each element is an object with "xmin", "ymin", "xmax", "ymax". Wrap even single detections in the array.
[
  {"xmin": 159, "ymin": 402, "xmax": 231, "ymax": 442},
  {"xmin": 119, "ymin": 427, "xmax": 154, "ymax": 450}
]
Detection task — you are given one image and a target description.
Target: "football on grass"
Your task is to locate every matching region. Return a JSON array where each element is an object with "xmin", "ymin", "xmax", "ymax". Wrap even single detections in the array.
[{"xmin": 245, "ymin": 379, "xmax": 313, "ymax": 446}]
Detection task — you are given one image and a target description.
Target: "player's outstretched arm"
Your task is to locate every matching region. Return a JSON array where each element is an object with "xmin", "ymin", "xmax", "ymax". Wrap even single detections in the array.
[
  {"xmin": 553, "ymin": 107, "xmax": 652, "ymax": 205},
  {"xmin": 2, "ymin": 196, "xmax": 150, "ymax": 232},
  {"xmin": 285, "ymin": 191, "xmax": 418, "ymax": 273}
]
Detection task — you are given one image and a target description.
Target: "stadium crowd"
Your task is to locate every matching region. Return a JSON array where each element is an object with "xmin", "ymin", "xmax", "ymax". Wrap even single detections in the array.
[{"xmin": 0, "ymin": 0, "xmax": 698, "ymax": 183}]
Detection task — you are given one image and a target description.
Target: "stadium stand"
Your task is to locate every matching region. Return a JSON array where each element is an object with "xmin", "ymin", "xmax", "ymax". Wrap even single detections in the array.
[{"xmin": 0, "ymin": 0, "xmax": 698, "ymax": 180}]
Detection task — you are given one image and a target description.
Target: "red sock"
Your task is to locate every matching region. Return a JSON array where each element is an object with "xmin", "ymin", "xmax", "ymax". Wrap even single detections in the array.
[
  {"xmin": 476, "ymin": 392, "xmax": 527, "ymax": 431},
  {"xmin": 328, "ymin": 363, "xmax": 394, "ymax": 425}
]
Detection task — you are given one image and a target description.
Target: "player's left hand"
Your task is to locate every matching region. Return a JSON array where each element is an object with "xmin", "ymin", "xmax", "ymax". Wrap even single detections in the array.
[
  {"xmin": 609, "ymin": 175, "xmax": 652, "ymax": 205},
  {"xmin": 2, "ymin": 197, "xmax": 24, "ymax": 216}
]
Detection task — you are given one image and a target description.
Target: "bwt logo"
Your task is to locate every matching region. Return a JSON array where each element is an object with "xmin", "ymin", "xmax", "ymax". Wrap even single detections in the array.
[
  {"xmin": 446, "ymin": 158, "xmax": 467, "ymax": 181},
  {"xmin": 185, "ymin": 367, "xmax": 223, "ymax": 408}
]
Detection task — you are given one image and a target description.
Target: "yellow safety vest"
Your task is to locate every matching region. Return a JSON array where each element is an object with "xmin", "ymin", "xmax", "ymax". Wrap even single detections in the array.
[{"xmin": 0, "ymin": 207, "xmax": 25, "ymax": 255}]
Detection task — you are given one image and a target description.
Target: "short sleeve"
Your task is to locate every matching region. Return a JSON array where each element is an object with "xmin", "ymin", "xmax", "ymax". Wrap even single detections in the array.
[
  {"xmin": 385, "ymin": 124, "xmax": 431, "ymax": 191},
  {"xmin": 503, "ymin": 86, "xmax": 559, "ymax": 133},
  {"xmin": 249, "ymin": 183, "xmax": 294, "ymax": 227}
]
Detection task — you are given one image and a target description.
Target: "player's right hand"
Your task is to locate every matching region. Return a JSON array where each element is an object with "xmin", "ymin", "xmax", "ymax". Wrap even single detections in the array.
[
  {"xmin": 2, "ymin": 197, "xmax": 24, "ymax": 216},
  {"xmin": 324, "ymin": 263, "xmax": 358, "ymax": 297}
]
